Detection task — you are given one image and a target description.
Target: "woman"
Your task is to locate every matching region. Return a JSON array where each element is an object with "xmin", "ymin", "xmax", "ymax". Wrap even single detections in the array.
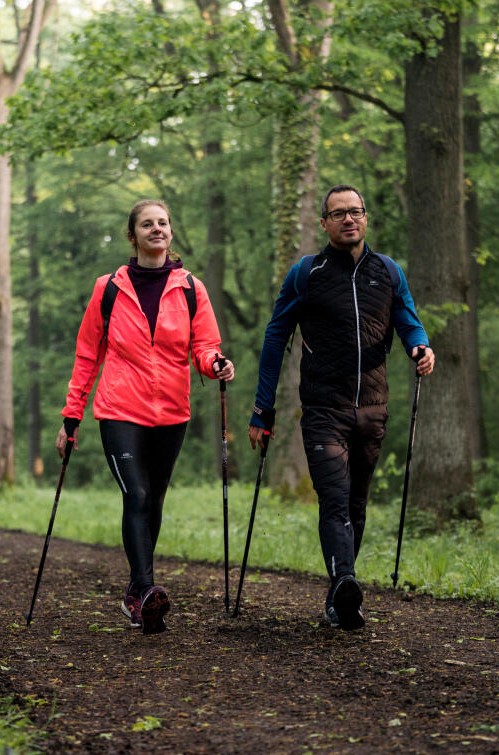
[{"xmin": 56, "ymin": 199, "xmax": 235, "ymax": 634}]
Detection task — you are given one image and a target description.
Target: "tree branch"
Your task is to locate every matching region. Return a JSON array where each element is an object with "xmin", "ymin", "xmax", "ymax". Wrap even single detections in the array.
[
  {"xmin": 266, "ymin": 0, "xmax": 298, "ymax": 67},
  {"xmin": 319, "ymin": 83, "xmax": 405, "ymax": 123},
  {"xmin": 12, "ymin": 0, "xmax": 56, "ymax": 89}
]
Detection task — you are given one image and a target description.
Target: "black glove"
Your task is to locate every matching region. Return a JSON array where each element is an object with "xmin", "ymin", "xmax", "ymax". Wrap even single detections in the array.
[
  {"xmin": 252, "ymin": 406, "xmax": 276, "ymax": 432},
  {"xmin": 63, "ymin": 418, "xmax": 80, "ymax": 437}
]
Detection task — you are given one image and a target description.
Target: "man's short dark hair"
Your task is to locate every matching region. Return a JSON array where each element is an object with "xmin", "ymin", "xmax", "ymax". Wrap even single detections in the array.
[{"xmin": 321, "ymin": 185, "xmax": 366, "ymax": 218}]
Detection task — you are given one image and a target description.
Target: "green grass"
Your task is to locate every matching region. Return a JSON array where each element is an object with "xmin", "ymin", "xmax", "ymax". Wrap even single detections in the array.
[
  {"xmin": 0, "ymin": 695, "xmax": 48, "ymax": 753},
  {"xmin": 1, "ymin": 482, "xmax": 498, "ymax": 601}
]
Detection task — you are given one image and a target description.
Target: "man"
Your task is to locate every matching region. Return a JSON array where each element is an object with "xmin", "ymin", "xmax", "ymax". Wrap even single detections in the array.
[{"xmin": 248, "ymin": 184, "xmax": 435, "ymax": 631}]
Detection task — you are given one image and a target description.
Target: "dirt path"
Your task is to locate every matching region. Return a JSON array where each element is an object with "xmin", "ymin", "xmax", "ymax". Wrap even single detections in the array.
[{"xmin": 1, "ymin": 529, "xmax": 497, "ymax": 754}]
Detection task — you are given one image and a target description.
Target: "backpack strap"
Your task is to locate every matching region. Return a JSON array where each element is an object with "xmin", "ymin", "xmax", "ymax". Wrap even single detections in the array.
[
  {"xmin": 285, "ymin": 255, "xmax": 317, "ymax": 352},
  {"xmin": 373, "ymin": 252, "xmax": 402, "ymax": 353},
  {"xmin": 184, "ymin": 273, "xmax": 197, "ymax": 322},
  {"xmin": 374, "ymin": 252, "xmax": 400, "ymax": 292},
  {"xmin": 291, "ymin": 250, "xmax": 402, "ymax": 353},
  {"xmin": 294, "ymin": 254, "xmax": 317, "ymax": 299},
  {"xmin": 101, "ymin": 272, "xmax": 119, "ymax": 341}
]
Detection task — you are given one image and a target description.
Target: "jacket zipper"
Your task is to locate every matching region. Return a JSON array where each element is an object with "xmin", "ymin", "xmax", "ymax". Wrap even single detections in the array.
[{"xmin": 351, "ymin": 254, "xmax": 367, "ymax": 407}]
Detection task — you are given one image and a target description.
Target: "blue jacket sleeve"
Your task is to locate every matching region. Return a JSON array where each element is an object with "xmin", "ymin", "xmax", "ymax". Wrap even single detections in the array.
[
  {"xmin": 392, "ymin": 262, "xmax": 429, "ymax": 354},
  {"xmin": 250, "ymin": 263, "xmax": 303, "ymax": 427}
]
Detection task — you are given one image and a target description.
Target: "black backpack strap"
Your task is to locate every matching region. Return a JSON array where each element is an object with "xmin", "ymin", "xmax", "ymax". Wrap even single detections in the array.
[
  {"xmin": 184, "ymin": 273, "xmax": 197, "ymax": 322},
  {"xmin": 183, "ymin": 273, "xmax": 204, "ymax": 384},
  {"xmin": 100, "ymin": 272, "xmax": 119, "ymax": 341},
  {"xmin": 101, "ymin": 271, "xmax": 196, "ymax": 339}
]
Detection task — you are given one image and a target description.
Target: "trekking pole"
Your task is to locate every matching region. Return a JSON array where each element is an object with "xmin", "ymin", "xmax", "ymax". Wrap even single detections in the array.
[
  {"xmin": 217, "ymin": 354, "xmax": 230, "ymax": 613},
  {"xmin": 391, "ymin": 347, "xmax": 426, "ymax": 588},
  {"xmin": 232, "ymin": 431, "xmax": 270, "ymax": 618},
  {"xmin": 26, "ymin": 438, "xmax": 74, "ymax": 626}
]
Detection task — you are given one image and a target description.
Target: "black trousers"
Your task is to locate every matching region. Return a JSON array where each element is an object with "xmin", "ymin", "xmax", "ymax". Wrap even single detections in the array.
[
  {"xmin": 100, "ymin": 420, "xmax": 187, "ymax": 594},
  {"xmin": 301, "ymin": 405, "xmax": 388, "ymax": 585}
]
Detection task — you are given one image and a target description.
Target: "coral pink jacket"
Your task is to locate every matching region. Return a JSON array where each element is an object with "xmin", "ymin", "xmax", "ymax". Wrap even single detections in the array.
[{"xmin": 62, "ymin": 265, "xmax": 222, "ymax": 426}]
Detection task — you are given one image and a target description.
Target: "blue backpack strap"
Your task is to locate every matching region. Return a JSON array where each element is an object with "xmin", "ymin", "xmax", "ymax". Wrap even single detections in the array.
[
  {"xmin": 374, "ymin": 252, "xmax": 402, "ymax": 353},
  {"xmin": 294, "ymin": 254, "xmax": 317, "ymax": 299},
  {"xmin": 285, "ymin": 255, "xmax": 317, "ymax": 352},
  {"xmin": 100, "ymin": 272, "xmax": 118, "ymax": 341},
  {"xmin": 374, "ymin": 252, "xmax": 401, "ymax": 293}
]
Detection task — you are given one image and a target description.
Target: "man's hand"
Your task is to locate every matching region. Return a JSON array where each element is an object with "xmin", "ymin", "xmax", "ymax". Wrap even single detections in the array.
[
  {"xmin": 412, "ymin": 345, "xmax": 435, "ymax": 376},
  {"xmin": 248, "ymin": 425, "xmax": 274, "ymax": 450}
]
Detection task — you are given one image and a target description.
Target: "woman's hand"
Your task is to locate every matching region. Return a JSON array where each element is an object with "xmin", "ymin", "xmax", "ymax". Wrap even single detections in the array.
[
  {"xmin": 55, "ymin": 425, "xmax": 79, "ymax": 458},
  {"xmin": 213, "ymin": 358, "xmax": 235, "ymax": 382}
]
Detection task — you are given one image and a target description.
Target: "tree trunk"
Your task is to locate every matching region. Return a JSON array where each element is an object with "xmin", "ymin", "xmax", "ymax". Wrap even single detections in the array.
[
  {"xmin": 0, "ymin": 98, "xmax": 14, "ymax": 482},
  {"xmin": 0, "ymin": 0, "xmax": 56, "ymax": 483},
  {"xmin": 462, "ymin": 18, "xmax": 488, "ymax": 459},
  {"xmin": 26, "ymin": 163, "xmax": 44, "ymax": 479},
  {"xmin": 404, "ymin": 15, "xmax": 478, "ymax": 520},
  {"xmin": 269, "ymin": 100, "xmax": 322, "ymax": 492},
  {"xmin": 194, "ymin": 0, "xmax": 234, "ymax": 477}
]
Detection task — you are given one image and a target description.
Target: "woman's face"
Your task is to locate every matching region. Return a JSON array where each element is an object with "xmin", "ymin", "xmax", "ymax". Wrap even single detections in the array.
[{"xmin": 132, "ymin": 204, "xmax": 173, "ymax": 257}]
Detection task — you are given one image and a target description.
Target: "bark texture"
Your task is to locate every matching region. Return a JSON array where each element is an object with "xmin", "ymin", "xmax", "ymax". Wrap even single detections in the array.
[{"xmin": 404, "ymin": 16, "xmax": 477, "ymax": 519}]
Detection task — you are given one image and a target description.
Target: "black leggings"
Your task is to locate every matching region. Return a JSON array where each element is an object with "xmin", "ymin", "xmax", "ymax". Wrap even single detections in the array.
[{"xmin": 100, "ymin": 420, "xmax": 187, "ymax": 594}]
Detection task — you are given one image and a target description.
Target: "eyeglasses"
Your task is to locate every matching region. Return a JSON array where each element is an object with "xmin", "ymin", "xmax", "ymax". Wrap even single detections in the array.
[{"xmin": 325, "ymin": 207, "xmax": 366, "ymax": 222}]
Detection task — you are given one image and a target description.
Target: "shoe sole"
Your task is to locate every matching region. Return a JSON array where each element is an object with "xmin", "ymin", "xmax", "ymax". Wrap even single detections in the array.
[
  {"xmin": 120, "ymin": 600, "xmax": 142, "ymax": 629},
  {"xmin": 323, "ymin": 608, "xmax": 341, "ymax": 629},
  {"xmin": 141, "ymin": 587, "xmax": 170, "ymax": 635},
  {"xmin": 333, "ymin": 578, "xmax": 365, "ymax": 631}
]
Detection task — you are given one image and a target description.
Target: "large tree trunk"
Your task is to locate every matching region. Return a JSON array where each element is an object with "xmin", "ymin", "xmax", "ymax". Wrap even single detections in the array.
[
  {"xmin": 194, "ymin": 0, "xmax": 234, "ymax": 477},
  {"xmin": 0, "ymin": 0, "xmax": 56, "ymax": 483},
  {"xmin": 462, "ymin": 17, "xmax": 488, "ymax": 459},
  {"xmin": 0, "ymin": 102, "xmax": 14, "ymax": 482},
  {"xmin": 269, "ymin": 100, "xmax": 322, "ymax": 492},
  {"xmin": 404, "ymin": 15, "xmax": 478, "ymax": 520},
  {"xmin": 26, "ymin": 163, "xmax": 44, "ymax": 479}
]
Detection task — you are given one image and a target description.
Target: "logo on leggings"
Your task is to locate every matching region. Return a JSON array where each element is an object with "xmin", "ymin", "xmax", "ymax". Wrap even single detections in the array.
[{"xmin": 120, "ymin": 452, "xmax": 133, "ymax": 460}]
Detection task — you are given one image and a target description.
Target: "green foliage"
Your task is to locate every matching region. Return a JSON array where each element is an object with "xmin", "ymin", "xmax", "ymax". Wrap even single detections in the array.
[
  {"xmin": 370, "ymin": 452, "xmax": 403, "ymax": 504},
  {"xmin": 419, "ymin": 301, "xmax": 470, "ymax": 339},
  {"xmin": 131, "ymin": 716, "xmax": 163, "ymax": 733},
  {"xmin": 0, "ymin": 7, "xmax": 291, "ymax": 160}
]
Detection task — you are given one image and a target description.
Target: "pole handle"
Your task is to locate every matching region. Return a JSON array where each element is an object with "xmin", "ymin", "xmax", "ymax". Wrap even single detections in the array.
[
  {"xmin": 413, "ymin": 345, "xmax": 427, "ymax": 363},
  {"xmin": 216, "ymin": 353, "xmax": 227, "ymax": 392},
  {"xmin": 260, "ymin": 429, "xmax": 270, "ymax": 458}
]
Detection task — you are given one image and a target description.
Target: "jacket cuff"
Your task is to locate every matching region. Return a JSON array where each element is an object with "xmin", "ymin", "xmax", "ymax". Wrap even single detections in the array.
[{"xmin": 250, "ymin": 406, "xmax": 276, "ymax": 431}]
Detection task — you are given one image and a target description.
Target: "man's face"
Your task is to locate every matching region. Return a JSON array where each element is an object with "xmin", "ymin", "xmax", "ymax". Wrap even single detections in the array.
[{"xmin": 320, "ymin": 190, "xmax": 368, "ymax": 250}]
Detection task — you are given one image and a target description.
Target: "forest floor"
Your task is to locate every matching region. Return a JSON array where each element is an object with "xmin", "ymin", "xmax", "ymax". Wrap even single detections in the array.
[{"xmin": 1, "ymin": 529, "xmax": 498, "ymax": 754}]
